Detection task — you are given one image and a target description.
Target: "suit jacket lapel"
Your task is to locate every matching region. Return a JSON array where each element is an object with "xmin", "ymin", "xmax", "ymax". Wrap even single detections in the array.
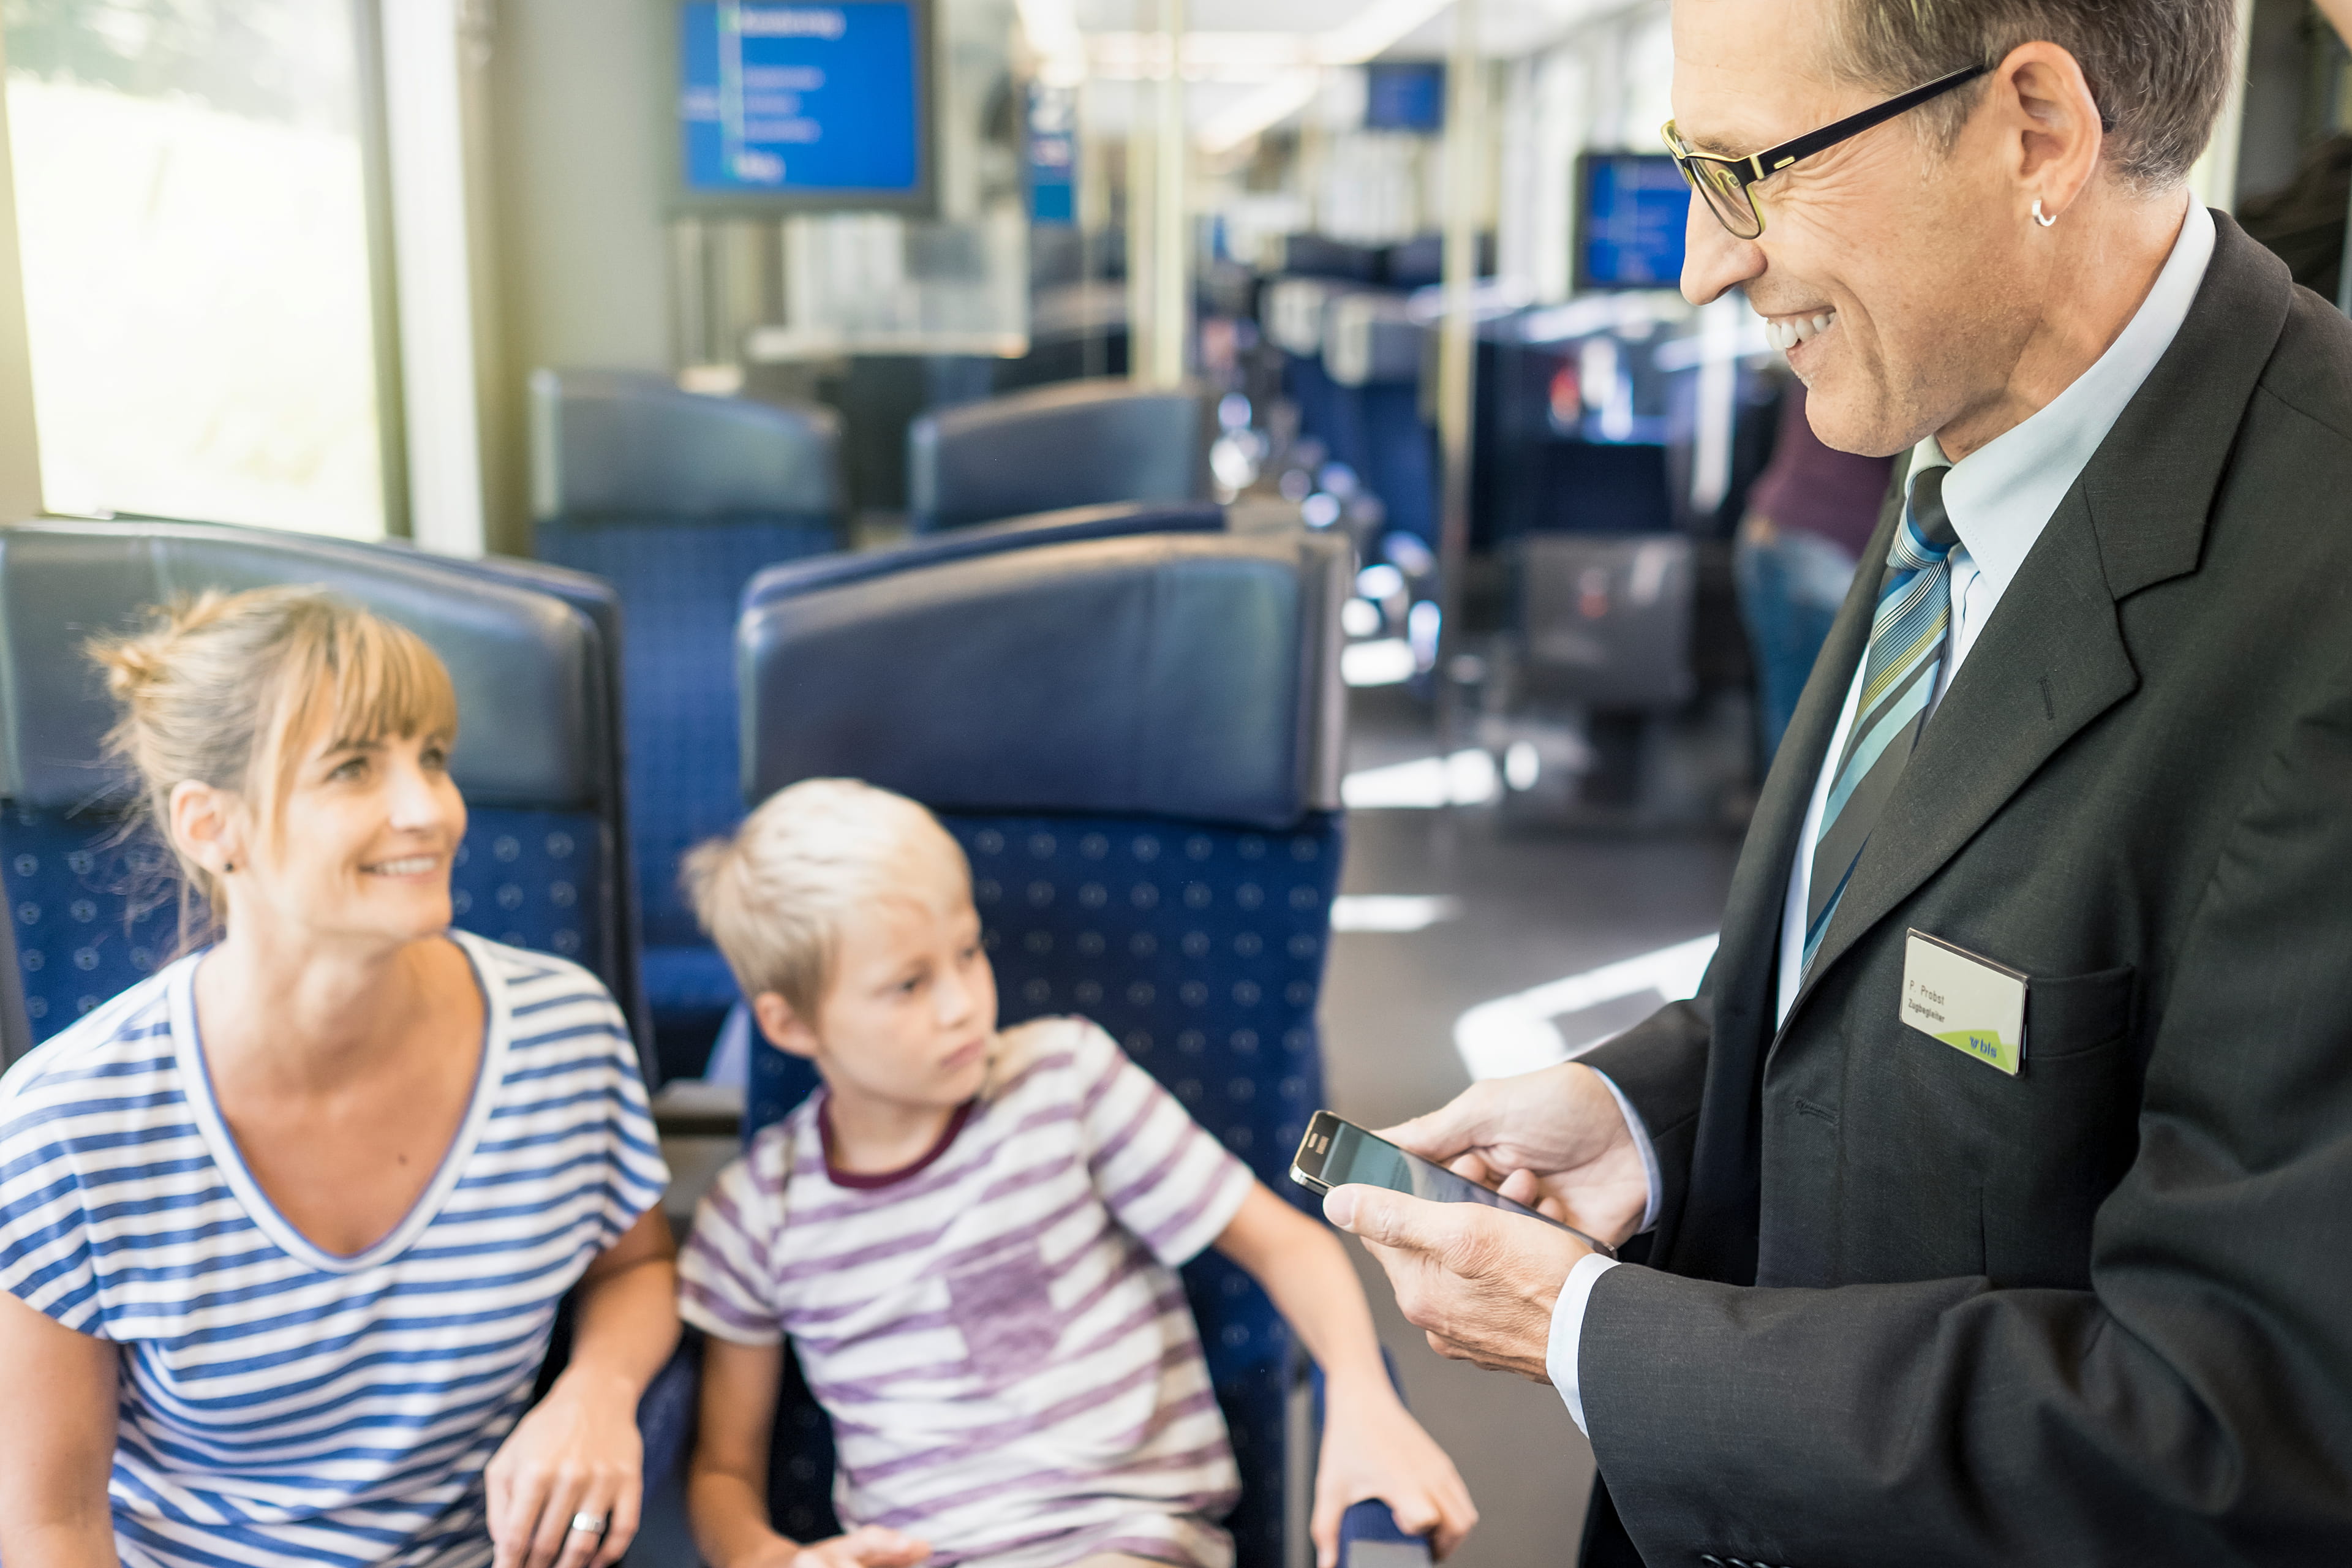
[
  {"xmin": 1785, "ymin": 213, "xmax": 2294, "ymax": 1009},
  {"xmin": 1665, "ymin": 473, "xmax": 1904, "ymax": 1276},
  {"xmin": 1703, "ymin": 478, "xmax": 1902, "ymax": 1024}
]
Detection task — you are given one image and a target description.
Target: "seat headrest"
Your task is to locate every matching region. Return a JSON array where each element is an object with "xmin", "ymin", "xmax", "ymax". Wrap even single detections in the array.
[
  {"xmin": 741, "ymin": 500, "xmax": 1224, "ymax": 609},
  {"xmin": 0, "ymin": 521, "xmax": 605, "ymax": 812},
  {"xmin": 530, "ymin": 369, "xmax": 842, "ymax": 520},
  {"xmin": 907, "ymin": 379, "xmax": 1213, "ymax": 532},
  {"xmin": 741, "ymin": 531, "xmax": 1347, "ymax": 827}
]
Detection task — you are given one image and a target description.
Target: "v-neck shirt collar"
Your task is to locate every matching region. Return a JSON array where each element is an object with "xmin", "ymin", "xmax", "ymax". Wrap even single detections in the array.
[{"xmin": 172, "ymin": 928, "xmax": 505, "ymax": 1276}]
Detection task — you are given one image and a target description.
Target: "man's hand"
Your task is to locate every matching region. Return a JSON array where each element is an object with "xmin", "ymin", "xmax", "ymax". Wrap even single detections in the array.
[
  {"xmin": 1309, "ymin": 1389, "xmax": 1477, "ymax": 1565},
  {"xmin": 1382, "ymin": 1062, "xmax": 1650, "ymax": 1248},
  {"xmin": 1323, "ymin": 1185, "xmax": 1593, "ymax": 1380}
]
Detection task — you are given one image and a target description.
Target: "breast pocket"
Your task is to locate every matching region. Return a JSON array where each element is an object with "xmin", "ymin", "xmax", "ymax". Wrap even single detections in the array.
[
  {"xmin": 1978, "ymin": 962, "xmax": 2139, "ymax": 1287},
  {"xmin": 946, "ymin": 1240, "xmax": 1063, "ymax": 1387}
]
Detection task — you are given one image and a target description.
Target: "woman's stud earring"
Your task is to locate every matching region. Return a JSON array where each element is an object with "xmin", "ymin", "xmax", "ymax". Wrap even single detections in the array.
[
  {"xmin": 2032, "ymin": 198, "xmax": 2057, "ymax": 228},
  {"xmin": 223, "ymin": 860, "xmax": 235, "ymax": 873}
]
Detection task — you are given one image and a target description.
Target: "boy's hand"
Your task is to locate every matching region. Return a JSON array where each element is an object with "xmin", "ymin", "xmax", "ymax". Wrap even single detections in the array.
[
  {"xmin": 1310, "ymin": 1391, "xmax": 1477, "ymax": 1567},
  {"xmin": 786, "ymin": 1526, "xmax": 932, "ymax": 1568}
]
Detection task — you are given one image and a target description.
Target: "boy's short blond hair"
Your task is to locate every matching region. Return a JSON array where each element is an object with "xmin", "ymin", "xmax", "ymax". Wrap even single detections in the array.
[{"xmin": 681, "ymin": 778, "xmax": 970, "ymax": 1020}]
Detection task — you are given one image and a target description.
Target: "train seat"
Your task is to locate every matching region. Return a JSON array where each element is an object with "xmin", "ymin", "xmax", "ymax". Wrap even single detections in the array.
[
  {"xmin": 906, "ymin": 379, "xmax": 1215, "ymax": 533},
  {"xmin": 675, "ymin": 499, "xmax": 1234, "ymax": 1090},
  {"xmin": 642, "ymin": 529, "xmax": 1422, "ymax": 1566},
  {"xmin": 529, "ymin": 369, "xmax": 844, "ymax": 1073},
  {"xmin": 0, "ymin": 519, "xmax": 643, "ymax": 1070},
  {"xmin": 739, "ymin": 497, "xmax": 1226, "ymax": 605}
]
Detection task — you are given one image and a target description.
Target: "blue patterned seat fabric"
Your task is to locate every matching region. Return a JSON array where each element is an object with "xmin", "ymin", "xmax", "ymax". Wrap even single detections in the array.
[
  {"xmin": 530, "ymin": 369, "xmax": 845, "ymax": 1071},
  {"xmin": 745, "ymin": 809, "xmax": 1343, "ymax": 1563},
  {"xmin": 2, "ymin": 805, "xmax": 608, "ymax": 1041},
  {"xmin": 535, "ymin": 516, "xmax": 836, "ymax": 1061}
]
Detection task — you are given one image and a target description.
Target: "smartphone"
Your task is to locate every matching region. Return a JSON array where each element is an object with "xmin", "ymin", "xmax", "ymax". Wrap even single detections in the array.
[{"xmin": 1290, "ymin": 1110, "xmax": 1617, "ymax": 1259}]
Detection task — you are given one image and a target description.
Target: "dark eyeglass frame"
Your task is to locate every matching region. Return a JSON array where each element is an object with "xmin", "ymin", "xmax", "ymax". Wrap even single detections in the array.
[{"xmin": 1662, "ymin": 64, "xmax": 1991, "ymax": 239}]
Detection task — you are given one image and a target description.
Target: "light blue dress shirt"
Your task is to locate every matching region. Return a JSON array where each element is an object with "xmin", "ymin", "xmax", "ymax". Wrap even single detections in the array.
[{"xmin": 1550, "ymin": 199, "xmax": 2217, "ymax": 1434}]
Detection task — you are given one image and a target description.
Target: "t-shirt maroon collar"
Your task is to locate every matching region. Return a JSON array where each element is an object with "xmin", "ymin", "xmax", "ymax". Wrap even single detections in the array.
[{"xmin": 816, "ymin": 1091, "xmax": 976, "ymax": 1189}]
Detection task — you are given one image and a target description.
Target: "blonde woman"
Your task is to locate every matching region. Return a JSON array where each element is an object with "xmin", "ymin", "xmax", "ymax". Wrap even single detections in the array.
[{"xmin": 0, "ymin": 589, "xmax": 677, "ymax": 1568}]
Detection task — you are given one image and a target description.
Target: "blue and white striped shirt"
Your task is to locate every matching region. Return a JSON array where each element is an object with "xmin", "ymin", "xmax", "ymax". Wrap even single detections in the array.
[{"xmin": 0, "ymin": 930, "xmax": 668, "ymax": 1568}]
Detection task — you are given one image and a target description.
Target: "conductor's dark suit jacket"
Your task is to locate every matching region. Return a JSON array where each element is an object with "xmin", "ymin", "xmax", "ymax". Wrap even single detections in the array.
[{"xmin": 1577, "ymin": 214, "xmax": 2352, "ymax": 1565}]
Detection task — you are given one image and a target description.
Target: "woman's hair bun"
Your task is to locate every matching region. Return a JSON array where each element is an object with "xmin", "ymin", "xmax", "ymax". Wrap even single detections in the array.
[{"xmin": 91, "ymin": 592, "xmax": 235, "ymax": 706}]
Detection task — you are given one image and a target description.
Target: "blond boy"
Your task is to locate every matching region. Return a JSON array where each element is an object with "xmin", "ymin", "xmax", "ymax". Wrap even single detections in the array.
[{"xmin": 675, "ymin": 780, "xmax": 1474, "ymax": 1568}]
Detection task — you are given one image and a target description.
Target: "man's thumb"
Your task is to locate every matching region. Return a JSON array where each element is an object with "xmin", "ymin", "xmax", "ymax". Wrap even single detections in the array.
[
  {"xmin": 1322, "ymin": 1185, "xmax": 1362, "ymax": 1230},
  {"xmin": 1325, "ymin": 1183, "xmax": 1431, "ymax": 1249}
]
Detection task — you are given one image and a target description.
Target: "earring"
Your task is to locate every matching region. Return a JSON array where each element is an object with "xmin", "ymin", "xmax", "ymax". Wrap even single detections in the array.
[
  {"xmin": 222, "ymin": 860, "xmax": 236, "ymax": 873},
  {"xmin": 2032, "ymin": 198, "xmax": 2057, "ymax": 228}
]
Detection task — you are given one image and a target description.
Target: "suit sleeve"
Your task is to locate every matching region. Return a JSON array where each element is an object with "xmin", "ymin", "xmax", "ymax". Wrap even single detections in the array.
[{"xmin": 1579, "ymin": 679, "xmax": 2352, "ymax": 1566}]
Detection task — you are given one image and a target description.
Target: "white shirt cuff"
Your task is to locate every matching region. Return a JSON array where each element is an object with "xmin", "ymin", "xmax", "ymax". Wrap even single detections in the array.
[
  {"xmin": 1546, "ymin": 1251, "xmax": 1621, "ymax": 1436},
  {"xmin": 1591, "ymin": 1069, "xmax": 1662, "ymax": 1234}
]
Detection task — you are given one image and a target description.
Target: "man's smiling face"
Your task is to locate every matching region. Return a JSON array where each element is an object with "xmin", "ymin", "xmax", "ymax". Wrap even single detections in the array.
[{"xmin": 1671, "ymin": 0, "xmax": 2045, "ymax": 458}]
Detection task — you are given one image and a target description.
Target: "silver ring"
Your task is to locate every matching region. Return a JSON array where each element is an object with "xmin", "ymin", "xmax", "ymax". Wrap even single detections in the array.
[{"xmin": 570, "ymin": 1512, "xmax": 608, "ymax": 1535}]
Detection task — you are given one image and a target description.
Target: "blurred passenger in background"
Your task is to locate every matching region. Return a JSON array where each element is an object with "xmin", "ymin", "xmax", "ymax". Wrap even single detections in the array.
[
  {"xmin": 0, "ymin": 589, "xmax": 677, "ymax": 1568},
  {"xmin": 2234, "ymin": 0, "xmax": 2352, "ymax": 302},
  {"xmin": 1732, "ymin": 383, "xmax": 1896, "ymax": 760}
]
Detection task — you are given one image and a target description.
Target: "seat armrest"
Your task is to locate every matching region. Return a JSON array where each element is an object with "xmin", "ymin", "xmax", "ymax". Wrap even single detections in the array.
[
  {"xmin": 1303, "ymin": 1349, "xmax": 1433, "ymax": 1568},
  {"xmin": 1339, "ymin": 1502, "xmax": 1433, "ymax": 1568},
  {"xmin": 637, "ymin": 1333, "xmax": 705, "ymax": 1502}
]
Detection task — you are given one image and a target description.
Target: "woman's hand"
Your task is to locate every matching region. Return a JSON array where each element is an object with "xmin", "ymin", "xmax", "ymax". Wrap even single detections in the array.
[
  {"xmin": 484, "ymin": 1366, "xmax": 647, "ymax": 1568},
  {"xmin": 1309, "ymin": 1388, "xmax": 1477, "ymax": 1566},
  {"xmin": 489, "ymin": 1211, "xmax": 679, "ymax": 1568}
]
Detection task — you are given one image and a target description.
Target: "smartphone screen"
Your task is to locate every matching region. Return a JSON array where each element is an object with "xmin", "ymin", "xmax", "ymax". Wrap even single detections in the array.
[{"xmin": 1291, "ymin": 1111, "xmax": 1616, "ymax": 1257}]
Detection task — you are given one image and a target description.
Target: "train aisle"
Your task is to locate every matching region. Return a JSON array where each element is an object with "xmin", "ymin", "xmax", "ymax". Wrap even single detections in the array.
[{"xmin": 1322, "ymin": 685, "xmax": 1737, "ymax": 1565}]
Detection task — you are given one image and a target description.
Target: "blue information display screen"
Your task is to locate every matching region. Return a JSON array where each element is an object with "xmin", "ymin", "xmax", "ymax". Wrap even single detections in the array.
[
  {"xmin": 1364, "ymin": 63, "xmax": 1444, "ymax": 133},
  {"xmin": 1578, "ymin": 154, "xmax": 1691, "ymax": 290},
  {"xmin": 1027, "ymin": 82, "xmax": 1075, "ymax": 225},
  {"xmin": 679, "ymin": 1, "xmax": 924, "ymax": 202}
]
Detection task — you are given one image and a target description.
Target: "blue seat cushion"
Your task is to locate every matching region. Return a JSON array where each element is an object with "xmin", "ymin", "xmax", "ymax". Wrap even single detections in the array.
[
  {"xmin": 535, "ymin": 515, "xmax": 836, "ymax": 1029},
  {"xmin": 742, "ymin": 810, "xmax": 1341, "ymax": 1566},
  {"xmin": 3, "ymin": 805, "xmax": 610, "ymax": 1040},
  {"xmin": 641, "ymin": 944, "xmax": 745, "ymax": 1022}
]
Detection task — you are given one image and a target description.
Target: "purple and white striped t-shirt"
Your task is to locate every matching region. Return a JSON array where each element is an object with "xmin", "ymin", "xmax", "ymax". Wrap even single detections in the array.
[{"xmin": 679, "ymin": 1017, "xmax": 1255, "ymax": 1568}]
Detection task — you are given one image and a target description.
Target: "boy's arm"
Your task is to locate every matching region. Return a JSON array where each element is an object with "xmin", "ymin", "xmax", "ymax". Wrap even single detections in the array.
[
  {"xmin": 687, "ymin": 1338, "xmax": 930, "ymax": 1568},
  {"xmin": 1213, "ymin": 1184, "xmax": 1479, "ymax": 1566},
  {"xmin": 688, "ymin": 1338, "xmax": 797, "ymax": 1568}
]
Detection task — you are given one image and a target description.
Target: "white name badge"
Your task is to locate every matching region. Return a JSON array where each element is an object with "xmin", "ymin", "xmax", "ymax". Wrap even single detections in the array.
[{"xmin": 1901, "ymin": 930, "xmax": 2028, "ymax": 1075}]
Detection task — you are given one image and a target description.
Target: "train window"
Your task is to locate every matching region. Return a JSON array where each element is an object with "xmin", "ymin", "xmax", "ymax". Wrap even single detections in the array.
[{"xmin": 4, "ymin": 1, "xmax": 390, "ymax": 537}]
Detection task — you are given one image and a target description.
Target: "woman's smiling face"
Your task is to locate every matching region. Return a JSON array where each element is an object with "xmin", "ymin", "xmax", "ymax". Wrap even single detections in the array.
[{"xmin": 236, "ymin": 717, "xmax": 469, "ymax": 952}]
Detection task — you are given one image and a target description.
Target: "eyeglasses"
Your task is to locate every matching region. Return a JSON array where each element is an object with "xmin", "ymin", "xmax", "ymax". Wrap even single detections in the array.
[{"xmin": 1662, "ymin": 64, "xmax": 1991, "ymax": 240}]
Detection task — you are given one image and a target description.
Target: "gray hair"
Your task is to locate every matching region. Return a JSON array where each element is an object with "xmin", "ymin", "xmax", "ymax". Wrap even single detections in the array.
[{"xmin": 1830, "ymin": 0, "xmax": 2240, "ymax": 192}]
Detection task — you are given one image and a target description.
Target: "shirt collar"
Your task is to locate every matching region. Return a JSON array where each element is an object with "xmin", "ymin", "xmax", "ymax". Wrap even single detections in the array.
[{"xmin": 1904, "ymin": 198, "xmax": 2217, "ymax": 598}]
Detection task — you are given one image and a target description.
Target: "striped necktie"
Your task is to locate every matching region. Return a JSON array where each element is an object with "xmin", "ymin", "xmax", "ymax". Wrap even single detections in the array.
[{"xmin": 1801, "ymin": 464, "xmax": 1960, "ymax": 977}]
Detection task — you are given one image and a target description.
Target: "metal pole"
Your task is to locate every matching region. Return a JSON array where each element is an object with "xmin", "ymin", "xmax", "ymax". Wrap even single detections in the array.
[
  {"xmin": 1126, "ymin": 81, "xmax": 1155, "ymax": 383},
  {"xmin": 1150, "ymin": 0, "xmax": 1188, "ymax": 386},
  {"xmin": 1433, "ymin": 0, "xmax": 1482, "ymax": 753}
]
